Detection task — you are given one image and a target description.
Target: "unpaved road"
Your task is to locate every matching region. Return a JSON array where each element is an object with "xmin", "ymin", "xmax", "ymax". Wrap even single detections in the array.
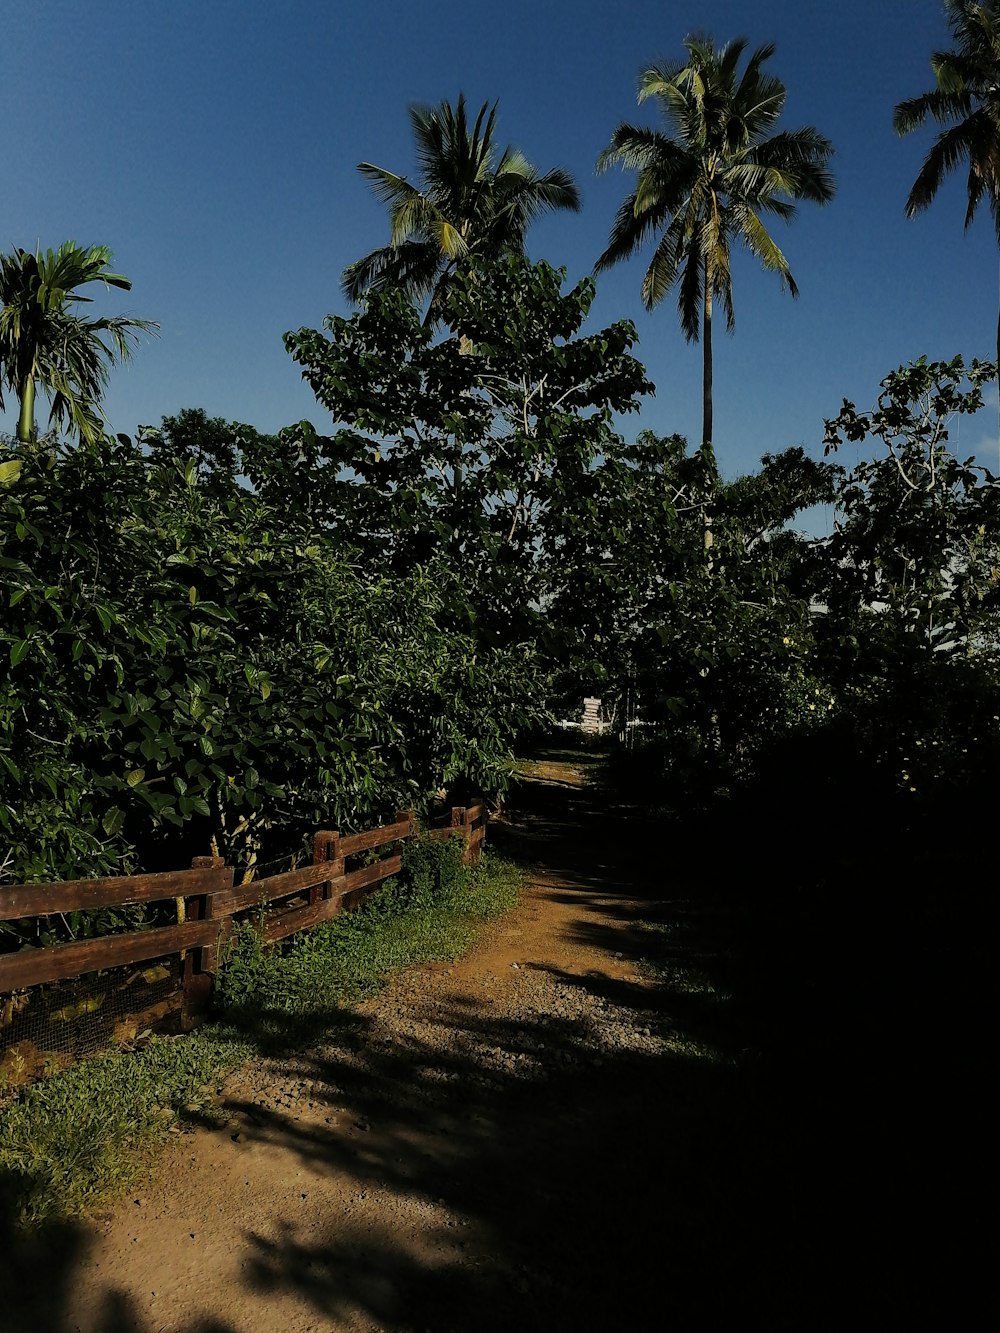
[
  {"xmin": 6, "ymin": 753, "xmax": 745, "ymax": 1332},
  {"xmin": 71, "ymin": 764, "xmax": 683, "ymax": 1332},
  {"xmin": 6, "ymin": 748, "xmax": 982, "ymax": 1331}
]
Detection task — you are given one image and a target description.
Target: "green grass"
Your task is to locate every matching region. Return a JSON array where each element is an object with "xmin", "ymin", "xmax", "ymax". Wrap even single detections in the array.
[
  {"xmin": 0, "ymin": 845, "xmax": 523, "ymax": 1227},
  {"xmin": 0, "ymin": 1024, "xmax": 253, "ymax": 1225},
  {"xmin": 216, "ymin": 841, "xmax": 521, "ymax": 1017}
]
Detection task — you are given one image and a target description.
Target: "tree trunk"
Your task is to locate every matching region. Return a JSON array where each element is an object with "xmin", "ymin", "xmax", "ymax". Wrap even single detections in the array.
[
  {"xmin": 16, "ymin": 376, "xmax": 35, "ymax": 444},
  {"xmin": 702, "ymin": 264, "xmax": 715, "ymax": 566},
  {"xmin": 703, "ymin": 266, "xmax": 713, "ymax": 456}
]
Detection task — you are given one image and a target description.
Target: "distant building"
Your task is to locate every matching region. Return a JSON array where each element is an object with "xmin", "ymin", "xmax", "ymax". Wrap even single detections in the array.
[{"xmin": 581, "ymin": 697, "xmax": 603, "ymax": 735}]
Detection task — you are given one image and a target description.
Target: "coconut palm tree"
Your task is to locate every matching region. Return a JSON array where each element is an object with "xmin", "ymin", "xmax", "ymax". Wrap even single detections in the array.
[
  {"xmin": 0, "ymin": 242, "xmax": 156, "ymax": 444},
  {"xmin": 894, "ymin": 2, "xmax": 1000, "ymax": 392},
  {"xmin": 342, "ymin": 94, "xmax": 581, "ymax": 321},
  {"xmin": 595, "ymin": 35, "xmax": 835, "ymax": 460}
]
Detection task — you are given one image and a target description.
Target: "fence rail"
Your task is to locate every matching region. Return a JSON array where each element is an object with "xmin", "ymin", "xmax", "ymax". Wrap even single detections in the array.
[{"xmin": 0, "ymin": 802, "xmax": 486, "ymax": 1034}]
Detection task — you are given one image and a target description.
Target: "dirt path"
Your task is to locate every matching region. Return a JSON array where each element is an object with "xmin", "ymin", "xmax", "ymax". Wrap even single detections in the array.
[
  {"xmin": 2, "ymin": 752, "xmax": 781, "ymax": 1332},
  {"xmin": 3, "ymin": 748, "xmax": 991, "ymax": 1331}
]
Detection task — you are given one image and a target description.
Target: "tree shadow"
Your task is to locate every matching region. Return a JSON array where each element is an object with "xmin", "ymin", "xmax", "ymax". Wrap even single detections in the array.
[
  {"xmin": 218, "ymin": 1001, "xmax": 780, "ymax": 1330},
  {"xmin": 4, "ymin": 738, "xmax": 988, "ymax": 1329},
  {"xmin": 0, "ymin": 1175, "xmax": 239, "ymax": 1333}
]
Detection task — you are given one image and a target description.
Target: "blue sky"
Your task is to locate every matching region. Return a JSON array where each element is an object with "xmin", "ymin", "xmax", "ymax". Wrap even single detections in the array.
[{"xmin": 3, "ymin": 0, "xmax": 999, "ymax": 515}]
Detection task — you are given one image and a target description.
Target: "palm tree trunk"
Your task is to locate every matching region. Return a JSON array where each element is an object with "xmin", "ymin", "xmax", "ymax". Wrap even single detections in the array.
[
  {"xmin": 702, "ymin": 264, "xmax": 715, "ymax": 567},
  {"xmin": 703, "ymin": 269, "xmax": 713, "ymax": 455},
  {"xmin": 16, "ymin": 376, "xmax": 35, "ymax": 444}
]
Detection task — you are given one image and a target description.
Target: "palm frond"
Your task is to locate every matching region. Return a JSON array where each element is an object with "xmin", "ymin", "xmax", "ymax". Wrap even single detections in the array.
[
  {"xmin": 495, "ymin": 162, "xmax": 581, "ymax": 214},
  {"xmin": 730, "ymin": 204, "xmax": 795, "ymax": 289},
  {"xmin": 714, "ymin": 251, "xmax": 736, "ymax": 332},
  {"xmin": 597, "ymin": 123, "xmax": 680, "ymax": 175},
  {"xmin": 894, "ymin": 88, "xmax": 973, "ymax": 133},
  {"xmin": 435, "ymin": 218, "xmax": 469, "ymax": 261},
  {"xmin": 341, "ymin": 240, "xmax": 440, "ymax": 304},
  {"xmin": 674, "ymin": 234, "xmax": 703, "ymax": 338},
  {"xmin": 897, "ymin": 2, "xmax": 1000, "ymax": 246},
  {"xmin": 356, "ymin": 164, "xmax": 420, "ymax": 210},
  {"xmin": 737, "ymin": 73, "xmax": 787, "ymax": 142},
  {"xmin": 966, "ymin": 156, "xmax": 989, "ymax": 226},
  {"xmin": 904, "ymin": 115, "xmax": 985, "ymax": 216},
  {"xmin": 734, "ymin": 41, "xmax": 777, "ymax": 102},
  {"xmin": 388, "ymin": 192, "xmax": 439, "ymax": 248},
  {"xmin": 595, "ymin": 192, "xmax": 671, "ymax": 271},
  {"xmin": 640, "ymin": 224, "xmax": 683, "ymax": 314}
]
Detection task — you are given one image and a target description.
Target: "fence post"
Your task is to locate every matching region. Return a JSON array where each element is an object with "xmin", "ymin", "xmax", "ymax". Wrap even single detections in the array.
[
  {"xmin": 313, "ymin": 831, "xmax": 345, "ymax": 903},
  {"xmin": 181, "ymin": 855, "xmax": 229, "ymax": 1031},
  {"xmin": 450, "ymin": 806, "xmax": 472, "ymax": 864},
  {"xmin": 469, "ymin": 805, "xmax": 483, "ymax": 866}
]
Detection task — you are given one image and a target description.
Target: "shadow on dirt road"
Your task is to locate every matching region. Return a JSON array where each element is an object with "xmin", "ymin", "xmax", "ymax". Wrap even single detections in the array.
[{"xmin": 1, "ymin": 744, "xmax": 988, "ymax": 1331}]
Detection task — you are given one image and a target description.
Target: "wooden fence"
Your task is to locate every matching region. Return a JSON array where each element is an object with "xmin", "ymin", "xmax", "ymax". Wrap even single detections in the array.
[{"xmin": 0, "ymin": 801, "xmax": 486, "ymax": 1029}]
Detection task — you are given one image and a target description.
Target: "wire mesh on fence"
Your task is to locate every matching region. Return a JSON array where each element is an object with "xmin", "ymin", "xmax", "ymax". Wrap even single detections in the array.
[{"xmin": 0, "ymin": 952, "xmax": 183, "ymax": 1099}]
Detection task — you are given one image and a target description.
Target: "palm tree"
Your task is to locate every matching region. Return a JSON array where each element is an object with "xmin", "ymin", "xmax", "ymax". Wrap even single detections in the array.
[
  {"xmin": 0, "ymin": 242, "xmax": 156, "ymax": 444},
  {"xmin": 342, "ymin": 94, "xmax": 581, "ymax": 320},
  {"xmin": 894, "ymin": 2, "xmax": 1000, "ymax": 400},
  {"xmin": 595, "ymin": 35, "xmax": 835, "ymax": 459}
]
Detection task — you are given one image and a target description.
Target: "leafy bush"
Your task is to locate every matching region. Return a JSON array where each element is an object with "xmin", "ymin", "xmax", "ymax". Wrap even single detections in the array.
[
  {"xmin": 397, "ymin": 832, "xmax": 467, "ymax": 910},
  {"xmin": 0, "ymin": 432, "xmax": 541, "ymax": 893}
]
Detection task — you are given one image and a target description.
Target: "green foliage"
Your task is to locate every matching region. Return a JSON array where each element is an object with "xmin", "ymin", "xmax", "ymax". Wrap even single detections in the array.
[
  {"xmin": 814, "ymin": 355, "xmax": 1000, "ymax": 796},
  {"xmin": 0, "ymin": 427, "xmax": 539, "ymax": 890},
  {"xmin": 582, "ymin": 347, "xmax": 1000, "ymax": 818},
  {"xmin": 397, "ymin": 832, "xmax": 467, "ymax": 910},
  {"xmin": 286, "ymin": 254, "xmax": 652, "ymax": 645},
  {"xmin": 616, "ymin": 355, "xmax": 1000, "ymax": 808},
  {"xmin": 820, "ymin": 355, "xmax": 1000, "ymax": 654},
  {"xmin": 545, "ymin": 425, "xmax": 838, "ymax": 774}
]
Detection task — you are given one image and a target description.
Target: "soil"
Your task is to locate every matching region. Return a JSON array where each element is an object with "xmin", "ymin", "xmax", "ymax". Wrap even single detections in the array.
[
  {"xmin": 5, "ymin": 750, "xmax": 725, "ymax": 1332},
  {"xmin": 4, "ymin": 747, "xmax": 984, "ymax": 1330}
]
